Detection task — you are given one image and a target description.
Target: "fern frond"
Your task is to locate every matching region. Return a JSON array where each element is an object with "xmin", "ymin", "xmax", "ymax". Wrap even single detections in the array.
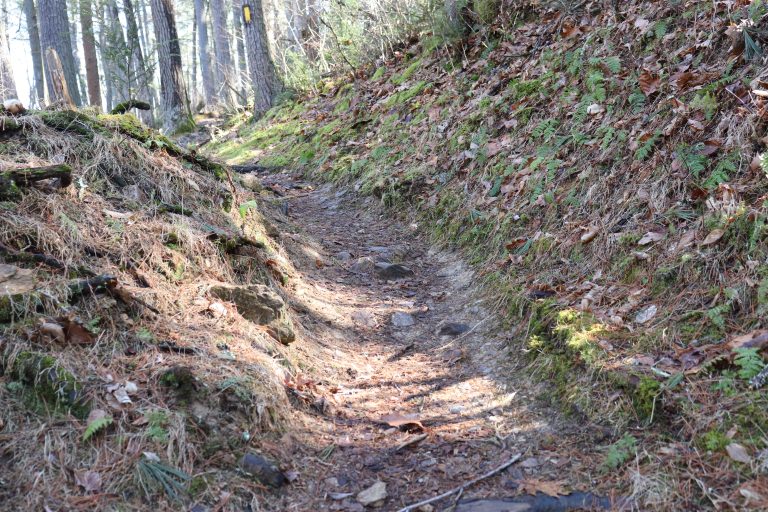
[{"xmin": 83, "ymin": 416, "xmax": 113, "ymax": 442}]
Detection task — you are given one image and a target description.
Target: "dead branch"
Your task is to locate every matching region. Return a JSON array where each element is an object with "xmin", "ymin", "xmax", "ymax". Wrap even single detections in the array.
[{"xmin": 396, "ymin": 453, "xmax": 522, "ymax": 512}]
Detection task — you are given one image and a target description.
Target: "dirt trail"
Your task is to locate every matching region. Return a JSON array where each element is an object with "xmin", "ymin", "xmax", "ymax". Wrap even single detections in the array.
[{"xmin": 252, "ymin": 169, "xmax": 612, "ymax": 511}]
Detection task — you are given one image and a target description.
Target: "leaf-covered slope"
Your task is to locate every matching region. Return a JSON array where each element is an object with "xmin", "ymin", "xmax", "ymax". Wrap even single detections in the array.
[{"xmin": 209, "ymin": 1, "xmax": 768, "ymax": 505}]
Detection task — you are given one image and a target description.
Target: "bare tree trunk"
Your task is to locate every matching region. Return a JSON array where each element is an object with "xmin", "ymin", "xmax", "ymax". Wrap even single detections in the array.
[
  {"xmin": 23, "ymin": 0, "xmax": 45, "ymax": 104},
  {"xmin": 97, "ymin": 3, "xmax": 114, "ymax": 110},
  {"xmin": 106, "ymin": 0, "xmax": 130, "ymax": 102},
  {"xmin": 231, "ymin": 0, "xmax": 248, "ymax": 100},
  {"xmin": 79, "ymin": 0, "xmax": 101, "ymax": 107},
  {"xmin": 240, "ymin": 0, "xmax": 279, "ymax": 117},
  {"xmin": 123, "ymin": 0, "xmax": 154, "ymax": 124},
  {"xmin": 210, "ymin": 0, "xmax": 236, "ymax": 105},
  {"xmin": 69, "ymin": 13, "xmax": 87, "ymax": 103},
  {"xmin": 191, "ymin": 6, "xmax": 198, "ymax": 106},
  {"xmin": 38, "ymin": 0, "xmax": 82, "ymax": 105},
  {"xmin": 151, "ymin": 0, "xmax": 192, "ymax": 133},
  {"xmin": 0, "ymin": 22, "xmax": 17, "ymax": 99},
  {"xmin": 194, "ymin": 0, "xmax": 216, "ymax": 106},
  {"xmin": 45, "ymin": 48, "xmax": 74, "ymax": 105}
]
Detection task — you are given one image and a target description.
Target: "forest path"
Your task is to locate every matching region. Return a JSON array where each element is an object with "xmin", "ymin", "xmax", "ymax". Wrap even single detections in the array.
[{"xmin": 251, "ymin": 168, "xmax": 610, "ymax": 511}]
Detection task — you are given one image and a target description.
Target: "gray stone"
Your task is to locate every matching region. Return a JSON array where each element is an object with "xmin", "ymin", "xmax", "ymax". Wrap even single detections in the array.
[
  {"xmin": 391, "ymin": 312, "xmax": 415, "ymax": 327},
  {"xmin": 239, "ymin": 453, "xmax": 287, "ymax": 488},
  {"xmin": 210, "ymin": 284, "xmax": 295, "ymax": 344},
  {"xmin": 374, "ymin": 263, "xmax": 414, "ymax": 280},
  {"xmin": 350, "ymin": 256, "xmax": 376, "ymax": 273},
  {"xmin": 335, "ymin": 251, "xmax": 354, "ymax": 262},
  {"xmin": 357, "ymin": 480, "xmax": 387, "ymax": 507},
  {"xmin": 438, "ymin": 323, "xmax": 470, "ymax": 336}
]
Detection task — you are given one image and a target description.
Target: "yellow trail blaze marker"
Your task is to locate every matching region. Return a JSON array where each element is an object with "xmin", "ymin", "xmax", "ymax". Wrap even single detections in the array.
[{"xmin": 243, "ymin": 5, "xmax": 252, "ymax": 24}]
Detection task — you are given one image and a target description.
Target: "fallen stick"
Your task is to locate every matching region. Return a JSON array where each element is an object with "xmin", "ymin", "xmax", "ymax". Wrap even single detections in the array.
[{"xmin": 395, "ymin": 453, "xmax": 522, "ymax": 512}]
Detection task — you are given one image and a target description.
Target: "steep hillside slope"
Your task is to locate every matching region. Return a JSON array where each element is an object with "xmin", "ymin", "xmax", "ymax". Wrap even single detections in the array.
[
  {"xmin": 208, "ymin": 0, "xmax": 768, "ymax": 507},
  {"xmin": 0, "ymin": 109, "xmax": 336, "ymax": 510}
]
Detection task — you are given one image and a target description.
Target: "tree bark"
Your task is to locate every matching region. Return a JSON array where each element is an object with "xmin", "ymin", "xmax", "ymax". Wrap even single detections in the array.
[
  {"xmin": 194, "ymin": 0, "xmax": 216, "ymax": 105},
  {"xmin": 38, "ymin": 0, "xmax": 82, "ymax": 106},
  {"xmin": 210, "ymin": 0, "xmax": 236, "ymax": 105},
  {"xmin": 0, "ymin": 22, "xmax": 17, "ymax": 99},
  {"xmin": 231, "ymin": 0, "xmax": 248, "ymax": 100},
  {"xmin": 106, "ymin": 0, "xmax": 130, "ymax": 103},
  {"xmin": 44, "ymin": 48, "xmax": 74, "ymax": 105},
  {"xmin": 97, "ymin": 3, "xmax": 114, "ymax": 110},
  {"xmin": 151, "ymin": 0, "xmax": 192, "ymax": 133},
  {"xmin": 123, "ymin": 0, "xmax": 154, "ymax": 124},
  {"xmin": 240, "ymin": 0, "xmax": 279, "ymax": 117},
  {"xmin": 23, "ymin": 0, "xmax": 45, "ymax": 104},
  {"xmin": 79, "ymin": 0, "xmax": 101, "ymax": 107}
]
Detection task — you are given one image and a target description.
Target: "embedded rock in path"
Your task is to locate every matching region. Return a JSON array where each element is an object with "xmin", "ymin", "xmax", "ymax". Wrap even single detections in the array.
[
  {"xmin": 357, "ymin": 480, "xmax": 387, "ymax": 507},
  {"xmin": 239, "ymin": 453, "xmax": 287, "ymax": 488},
  {"xmin": 438, "ymin": 322, "xmax": 470, "ymax": 336},
  {"xmin": 374, "ymin": 263, "xmax": 414, "ymax": 280},
  {"xmin": 391, "ymin": 312, "xmax": 415, "ymax": 327},
  {"xmin": 350, "ymin": 256, "xmax": 376, "ymax": 273},
  {"xmin": 209, "ymin": 284, "xmax": 295, "ymax": 344},
  {"xmin": 335, "ymin": 251, "xmax": 354, "ymax": 262}
]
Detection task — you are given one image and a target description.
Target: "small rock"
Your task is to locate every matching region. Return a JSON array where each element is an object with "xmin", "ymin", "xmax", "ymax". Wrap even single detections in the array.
[
  {"xmin": 391, "ymin": 312, "xmax": 415, "ymax": 327},
  {"xmin": 357, "ymin": 481, "xmax": 387, "ymax": 507},
  {"xmin": 208, "ymin": 302, "xmax": 228, "ymax": 317},
  {"xmin": 374, "ymin": 263, "xmax": 414, "ymax": 280},
  {"xmin": 352, "ymin": 310, "xmax": 377, "ymax": 328},
  {"xmin": 335, "ymin": 251, "xmax": 353, "ymax": 262},
  {"xmin": 449, "ymin": 405, "xmax": 465, "ymax": 414},
  {"xmin": 438, "ymin": 323, "xmax": 470, "ymax": 336},
  {"xmin": 417, "ymin": 505, "xmax": 434, "ymax": 512},
  {"xmin": 239, "ymin": 453, "xmax": 287, "ymax": 488},
  {"xmin": 350, "ymin": 256, "xmax": 376, "ymax": 273},
  {"xmin": 325, "ymin": 477, "xmax": 340, "ymax": 487},
  {"xmin": 209, "ymin": 284, "xmax": 295, "ymax": 344}
]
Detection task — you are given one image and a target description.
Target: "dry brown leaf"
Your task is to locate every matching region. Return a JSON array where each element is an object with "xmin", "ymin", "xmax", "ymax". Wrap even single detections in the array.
[
  {"xmin": 580, "ymin": 226, "xmax": 599, "ymax": 244},
  {"xmin": 519, "ymin": 478, "xmax": 569, "ymax": 498},
  {"xmin": 638, "ymin": 231, "xmax": 665, "ymax": 245},
  {"xmin": 39, "ymin": 322, "xmax": 66, "ymax": 343},
  {"xmin": 701, "ymin": 229, "xmax": 725, "ymax": 246},
  {"xmin": 727, "ymin": 330, "xmax": 768, "ymax": 351},
  {"xmin": 74, "ymin": 470, "xmax": 102, "ymax": 493},
  {"xmin": 727, "ymin": 443, "xmax": 752, "ymax": 464},
  {"xmin": 379, "ymin": 413, "xmax": 424, "ymax": 432},
  {"xmin": 639, "ymin": 70, "xmax": 660, "ymax": 96}
]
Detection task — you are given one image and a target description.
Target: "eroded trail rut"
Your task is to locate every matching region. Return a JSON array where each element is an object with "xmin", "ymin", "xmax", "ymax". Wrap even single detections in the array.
[{"xmin": 254, "ymin": 169, "xmax": 611, "ymax": 511}]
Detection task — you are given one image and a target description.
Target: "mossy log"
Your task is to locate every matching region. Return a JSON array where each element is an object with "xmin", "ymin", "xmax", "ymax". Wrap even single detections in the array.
[
  {"xmin": 1, "ymin": 164, "xmax": 73, "ymax": 188},
  {"xmin": 110, "ymin": 99, "xmax": 152, "ymax": 115},
  {"xmin": 68, "ymin": 274, "xmax": 118, "ymax": 300}
]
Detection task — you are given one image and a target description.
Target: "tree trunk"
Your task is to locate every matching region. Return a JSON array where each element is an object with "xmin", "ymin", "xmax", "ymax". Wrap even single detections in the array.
[
  {"xmin": 38, "ymin": 0, "xmax": 82, "ymax": 106},
  {"xmin": 97, "ymin": 3, "xmax": 114, "ymax": 110},
  {"xmin": 0, "ymin": 22, "xmax": 17, "ymax": 99},
  {"xmin": 69, "ymin": 18, "xmax": 87, "ymax": 103},
  {"xmin": 194, "ymin": 0, "xmax": 216, "ymax": 106},
  {"xmin": 210, "ymin": 0, "xmax": 235, "ymax": 105},
  {"xmin": 123, "ymin": 0, "xmax": 154, "ymax": 124},
  {"xmin": 107, "ymin": 0, "xmax": 131, "ymax": 103},
  {"xmin": 231, "ymin": 0, "xmax": 248, "ymax": 100},
  {"xmin": 151, "ymin": 0, "xmax": 192, "ymax": 133},
  {"xmin": 240, "ymin": 0, "xmax": 279, "ymax": 117},
  {"xmin": 44, "ymin": 48, "xmax": 74, "ymax": 105},
  {"xmin": 23, "ymin": 0, "xmax": 45, "ymax": 104},
  {"xmin": 79, "ymin": 0, "xmax": 101, "ymax": 107}
]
